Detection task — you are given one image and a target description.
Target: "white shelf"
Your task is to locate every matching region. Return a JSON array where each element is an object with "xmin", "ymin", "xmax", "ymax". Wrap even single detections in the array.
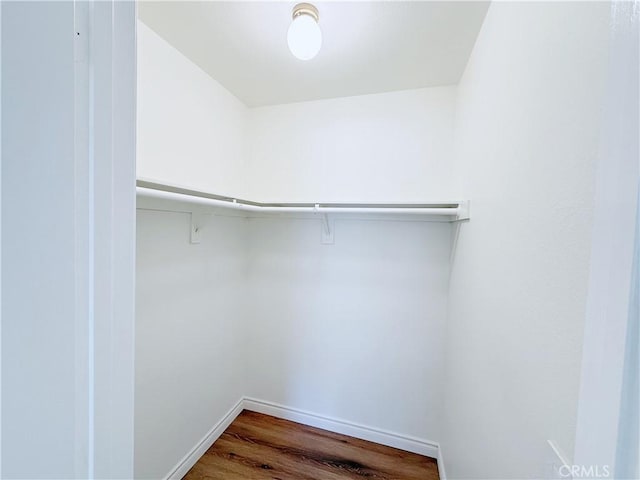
[{"xmin": 136, "ymin": 180, "xmax": 470, "ymax": 221}]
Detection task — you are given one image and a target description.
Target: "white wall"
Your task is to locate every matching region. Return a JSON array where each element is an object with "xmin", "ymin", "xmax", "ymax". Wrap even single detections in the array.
[
  {"xmin": 245, "ymin": 217, "xmax": 451, "ymax": 441},
  {"xmin": 139, "ymin": 20, "xmax": 458, "ymax": 204},
  {"xmin": 574, "ymin": 1, "xmax": 639, "ymax": 475},
  {"xmin": 441, "ymin": 2, "xmax": 611, "ymax": 479},
  {"xmin": 135, "ymin": 209, "xmax": 247, "ymax": 479},
  {"xmin": 2, "ymin": 2, "xmax": 137, "ymax": 478},
  {"xmin": 137, "ymin": 22, "xmax": 248, "ymax": 197},
  {"xmin": 135, "ymin": 212, "xmax": 451, "ymax": 477},
  {"xmin": 2, "ymin": 3, "xmax": 77, "ymax": 476},
  {"xmin": 137, "ymin": 24, "xmax": 456, "ymax": 203},
  {"xmin": 246, "ymin": 87, "xmax": 456, "ymax": 203}
]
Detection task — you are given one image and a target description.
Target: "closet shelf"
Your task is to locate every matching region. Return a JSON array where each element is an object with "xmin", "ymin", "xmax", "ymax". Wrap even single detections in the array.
[{"xmin": 136, "ymin": 180, "xmax": 470, "ymax": 221}]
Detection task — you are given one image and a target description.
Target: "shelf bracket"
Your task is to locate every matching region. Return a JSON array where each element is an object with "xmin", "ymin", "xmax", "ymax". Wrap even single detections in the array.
[{"xmin": 455, "ymin": 200, "xmax": 470, "ymax": 221}]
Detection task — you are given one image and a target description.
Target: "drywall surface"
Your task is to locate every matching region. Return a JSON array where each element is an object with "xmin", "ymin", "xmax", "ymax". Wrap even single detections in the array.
[
  {"xmin": 245, "ymin": 217, "xmax": 451, "ymax": 441},
  {"xmin": 442, "ymin": 2, "xmax": 610, "ymax": 479},
  {"xmin": 1, "ymin": 2, "xmax": 77, "ymax": 476},
  {"xmin": 137, "ymin": 21, "xmax": 248, "ymax": 197},
  {"xmin": 574, "ymin": 2, "xmax": 639, "ymax": 474},
  {"xmin": 135, "ymin": 209, "xmax": 247, "ymax": 479},
  {"xmin": 138, "ymin": 21, "xmax": 457, "ymax": 203},
  {"xmin": 245, "ymin": 87, "xmax": 456, "ymax": 203},
  {"xmin": 2, "ymin": 3, "xmax": 137, "ymax": 477}
]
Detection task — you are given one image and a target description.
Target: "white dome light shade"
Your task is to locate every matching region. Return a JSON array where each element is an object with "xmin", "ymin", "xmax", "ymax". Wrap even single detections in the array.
[{"xmin": 287, "ymin": 10, "xmax": 322, "ymax": 60}]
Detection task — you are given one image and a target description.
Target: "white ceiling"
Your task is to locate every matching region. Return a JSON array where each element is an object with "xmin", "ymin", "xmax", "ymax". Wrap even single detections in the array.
[{"xmin": 138, "ymin": 1, "xmax": 489, "ymax": 107}]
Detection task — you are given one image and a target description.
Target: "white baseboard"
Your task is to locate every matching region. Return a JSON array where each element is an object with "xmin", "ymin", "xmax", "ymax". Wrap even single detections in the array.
[
  {"xmin": 164, "ymin": 397, "xmax": 244, "ymax": 480},
  {"xmin": 165, "ymin": 396, "xmax": 441, "ymax": 480},
  {"xmin": 437, "ymin": 445, "xmax": 447, "ymax": 480},
  {"xmin": 242, "ymin": 397, "xmax": 439, "ymax": 459}
]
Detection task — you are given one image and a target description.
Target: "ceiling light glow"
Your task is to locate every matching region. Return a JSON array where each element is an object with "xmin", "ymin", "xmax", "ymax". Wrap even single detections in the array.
[{"xmin": 287, "ymin": 3, "xmax": 322, "ymax": 61}]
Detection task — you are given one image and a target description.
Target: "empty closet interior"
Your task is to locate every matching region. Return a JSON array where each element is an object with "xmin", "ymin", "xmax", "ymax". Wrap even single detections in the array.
[{"xmin": 135, "ymin": 2, "xmax": 613, "ymax": 479}]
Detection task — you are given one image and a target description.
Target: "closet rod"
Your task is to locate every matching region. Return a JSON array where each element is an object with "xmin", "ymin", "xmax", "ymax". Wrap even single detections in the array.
[{"xmin": 136, "ymin": 186, "xmax": 463, "ymax": 216}]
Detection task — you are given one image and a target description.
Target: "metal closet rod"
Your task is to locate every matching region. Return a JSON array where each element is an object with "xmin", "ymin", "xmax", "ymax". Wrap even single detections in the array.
[{"xmin": 136, "ymin": 182, "xmax": 463, "ymax": 216}]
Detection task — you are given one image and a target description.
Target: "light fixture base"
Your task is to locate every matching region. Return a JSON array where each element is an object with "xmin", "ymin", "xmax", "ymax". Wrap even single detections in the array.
[{"xmin": 292, "ymin": 3, "xmax": 319, "ymax": 22}]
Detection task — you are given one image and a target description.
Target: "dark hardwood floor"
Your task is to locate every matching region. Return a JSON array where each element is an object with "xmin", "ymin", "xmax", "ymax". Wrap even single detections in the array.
[{"xmin": 183, "ymin": 410, "xmax": 440, "ymax": 480}]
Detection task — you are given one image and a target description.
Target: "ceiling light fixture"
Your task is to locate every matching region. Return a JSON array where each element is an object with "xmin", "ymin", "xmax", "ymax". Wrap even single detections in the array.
[{"xmin": 287, "ymin": 3, "xmax": 322, "ymax": 61}]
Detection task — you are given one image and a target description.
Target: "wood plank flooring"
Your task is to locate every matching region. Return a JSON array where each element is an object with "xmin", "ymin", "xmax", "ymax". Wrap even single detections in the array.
[{"xmin": 183, "ymin": 411, "xmax": 439, "ymax": 480}]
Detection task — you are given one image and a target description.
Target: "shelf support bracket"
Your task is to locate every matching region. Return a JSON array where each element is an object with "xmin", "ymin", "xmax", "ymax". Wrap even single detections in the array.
[{"xmin": 456, "ymin": 200, "xmax": 470, "ymax": 221}]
